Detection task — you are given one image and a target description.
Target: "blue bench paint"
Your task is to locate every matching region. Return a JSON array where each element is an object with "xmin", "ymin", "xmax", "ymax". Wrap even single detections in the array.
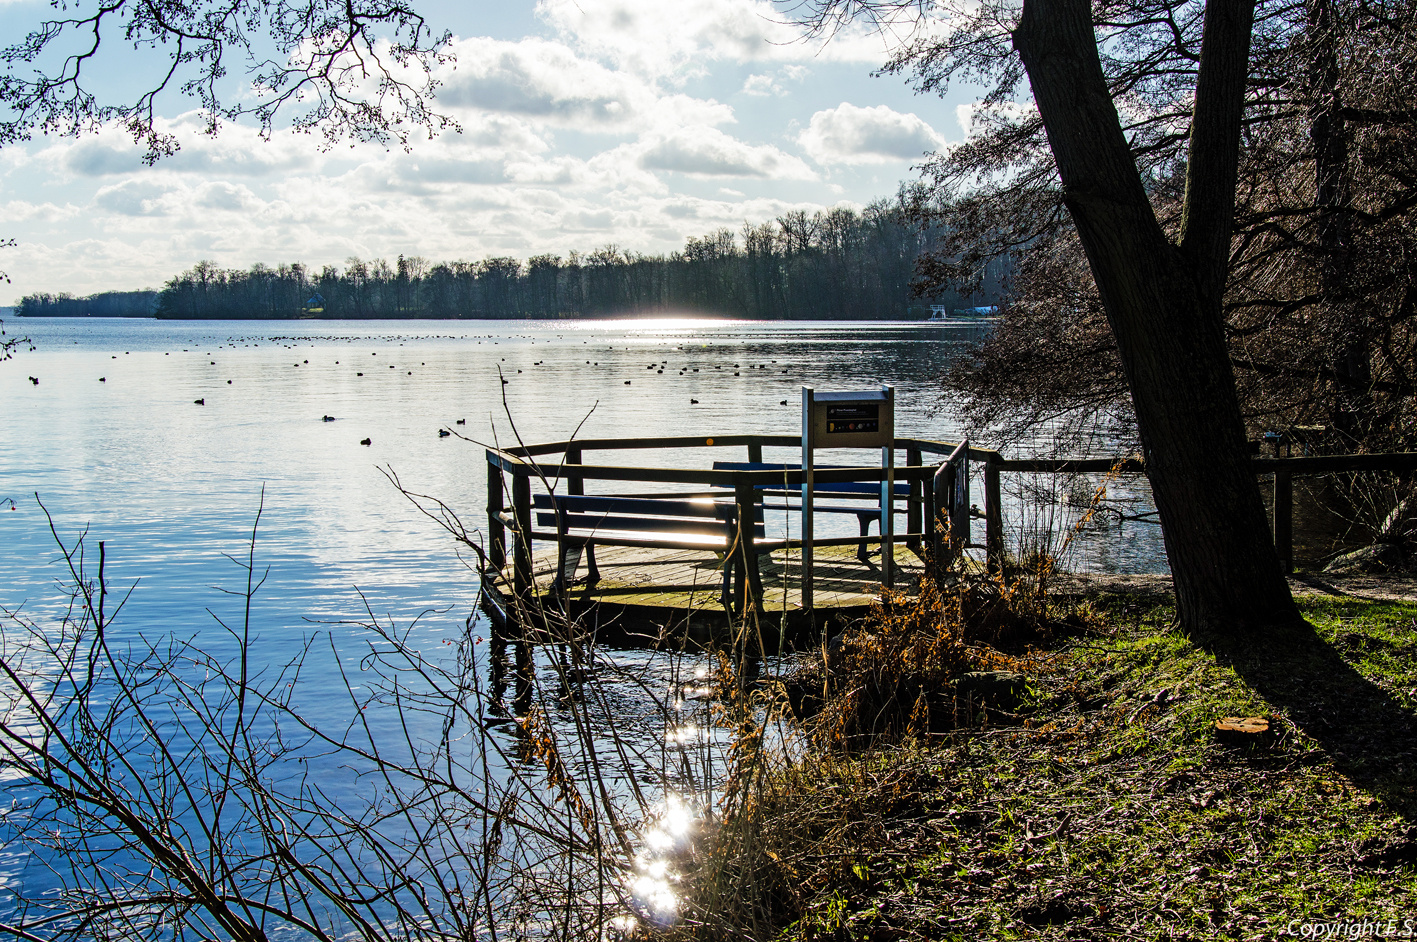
[
  {"xmin": 531, "ymin": 492, "xmax": 761, "ymax": 602},
  {"xmin": 710, "ymin": 462, "xmax": 910, "ymax": 498},
  {"xmin": 710, "ymin": 461, "xmax": 908, "ymax": 562}
]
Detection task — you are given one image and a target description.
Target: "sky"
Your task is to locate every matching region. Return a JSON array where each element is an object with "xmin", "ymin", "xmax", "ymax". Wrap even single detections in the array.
[{"xmin": 0, "ymin": 0, "xmax": 980, "ymax": 303}]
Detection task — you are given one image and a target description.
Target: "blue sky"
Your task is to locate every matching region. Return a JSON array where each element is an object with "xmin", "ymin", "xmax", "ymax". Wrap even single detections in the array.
[{"xmin": 1, "ymin": 0, "xmax": 981, "ymax": 302}]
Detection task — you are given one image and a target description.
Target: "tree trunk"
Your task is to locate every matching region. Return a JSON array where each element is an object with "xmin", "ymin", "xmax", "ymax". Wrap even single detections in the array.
[{"xmin": 1013, "ymin": 0, "xmax": 1302, "ymax": 634}]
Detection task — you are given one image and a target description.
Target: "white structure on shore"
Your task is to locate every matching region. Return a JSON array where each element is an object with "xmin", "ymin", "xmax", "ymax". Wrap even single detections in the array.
[{"xmin": 926, "ymin": 304, "xmax": 999, "ymax": 321}]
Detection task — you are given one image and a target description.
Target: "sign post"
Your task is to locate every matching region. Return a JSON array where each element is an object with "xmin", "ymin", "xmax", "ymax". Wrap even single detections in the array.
[{"xmin": 800, "ymin": 385, "xmax": 895, "ymax": 610}]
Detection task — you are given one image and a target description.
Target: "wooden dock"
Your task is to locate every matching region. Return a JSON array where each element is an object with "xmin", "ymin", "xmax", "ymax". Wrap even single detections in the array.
[
  {"xmin": 483, "ymin": 541, "xmax": 927, "ymax": 647},
  {"xmin": 475, "ymin": 430, "xmax": 1417, "ymax": 650},
  {"xmin": 477, "ymin": 432, "xmax": 985, "ymax": 648}
]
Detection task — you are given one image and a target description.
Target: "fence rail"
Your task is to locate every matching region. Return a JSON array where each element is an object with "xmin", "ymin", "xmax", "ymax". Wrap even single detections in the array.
[{"xmin": 485, "ymin": 435, "xmax": 1417, "ymax": 603}]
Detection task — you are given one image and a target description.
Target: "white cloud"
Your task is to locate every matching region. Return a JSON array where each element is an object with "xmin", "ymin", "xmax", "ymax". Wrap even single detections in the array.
[
  {"xmin": 1, "ymin": 200, "xmax": 80, "ymax": 223},
  {"xmin": 431, "ymin": 36, "xmax": 737, "ymax": 137},
  {"xmin": 741, "ymin": 65, "xmax": 812, "ymax": 97},
  {"xmin": 583, "ymin": 149, "xmax": 670, "ymax": 194},
  {"xmin": 352, "ymin": 155, "xmax": 511, "ymax": 191},
  {"xmin": 539, "ymin": 0, "xmax": 787, "ymax": 75},
  {"xmin": 636, "ymin": 127, "xmax": 815, "ymax": 179},
  {"xmin": 741, "ymin": 73, "xmax": 783, "ymax": 97},
  {"xmin": 436, "ymin": 37, "xmax": 652, "ymax": 129},
  {"xmin": 537, "ymin": 0, "xmax": 897, "ymax": 77},
  {"xmin": 650, "ymin": 94, "xmax": 737, "ymax": 130},
  {"xmin": 50, "ymin": 118, "xmax": 316, "ymax": 178},
  {"xmin": 799, "ymin": 103, "xmax": 946, "ymax": 165},
  {"xmin": 62, "ymin": 138, "xmax": 146, "ymax": 176},
  {"xmin": 456, "ymin": 114, "xmax": 554, "ymax": 152},
  {"xmin": 93, "ymin": 179, "xmax": 176, "ymax": 216},
  {"xmin": 505, "ymin": 155, "xmax": 581, "ymax": 185},
  {"xmin": 194, "ymin": 181, "xmax": 258, "ymax": 212}
]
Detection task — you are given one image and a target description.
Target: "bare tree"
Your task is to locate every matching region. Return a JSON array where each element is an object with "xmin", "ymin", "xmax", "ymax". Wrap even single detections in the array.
[
  {"xmin": 0, "ymin": 0, "xmax": 459, "ymax": 162},
  {"xmin": 798, "ymin": 0, "xmax": 1309, "ymax": 634},
  {"xmin": 1, "ymin": 238, "xmax": 32, "ymax": 364},
  {"xmin": 0, "ymin": 486, "xmax": 747, "ymax": 940}
]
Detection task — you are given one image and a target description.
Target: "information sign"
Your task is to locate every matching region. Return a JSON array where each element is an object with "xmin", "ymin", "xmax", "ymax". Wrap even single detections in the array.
[{"xmin": 801, "ymin": 386, "xmax": 896, "ymax": 609}]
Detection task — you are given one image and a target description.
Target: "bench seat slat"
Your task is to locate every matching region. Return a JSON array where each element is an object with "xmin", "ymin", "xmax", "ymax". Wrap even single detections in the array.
[
  {"xmin": 534, "ymin": 493, "xmax": 730, "ymax": 519},
  {"xmin": 537, "ymin": 511, "xmax": 764, "ymax": 539},
  {"xmin": 711, "ymin": 462, "xmax": 911, "ymax": 497},
  {"xmin": 529, "ymin": 530, "xmax": 790, "ymax": 551},
  {"xmin": 756, "ymin": 501, "xmax": 905, "ymax": 515}
]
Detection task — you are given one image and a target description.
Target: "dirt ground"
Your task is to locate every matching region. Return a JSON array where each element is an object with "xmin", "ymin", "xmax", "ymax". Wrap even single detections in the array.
[{"xmin": 1052, "ymin": 570, "xmax": 1417, "ymax": 602}]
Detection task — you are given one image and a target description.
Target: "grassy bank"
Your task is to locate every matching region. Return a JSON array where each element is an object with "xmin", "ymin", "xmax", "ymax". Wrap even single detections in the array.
[{"xmin": 666, "ymin": 589, "xmax": 1417, "ymax": 940}]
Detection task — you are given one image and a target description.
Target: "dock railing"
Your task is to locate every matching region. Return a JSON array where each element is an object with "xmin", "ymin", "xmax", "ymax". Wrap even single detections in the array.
[
  {"xmin": 485, "ymin": 435, "xmax": 1417, "ymax": 610},
  {"xmin": 485, "ymin": 434, "xmax": 1005, "ymax": 612}
]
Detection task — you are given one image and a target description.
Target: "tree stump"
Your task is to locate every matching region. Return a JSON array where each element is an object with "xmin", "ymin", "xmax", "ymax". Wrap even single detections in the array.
[{"xmin": 1214, "ymin": 715, "xmax": 1270, "ymax": 746}]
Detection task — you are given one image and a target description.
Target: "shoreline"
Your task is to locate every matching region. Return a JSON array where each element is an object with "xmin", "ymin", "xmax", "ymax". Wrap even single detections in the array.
[
  {"xmin": 1051, "ymin": 569, "xmax": 1417, "ymax": 603},
  {"xmin": 671, "ymin": 586, "xmax": 1417, "ymax": 939}
]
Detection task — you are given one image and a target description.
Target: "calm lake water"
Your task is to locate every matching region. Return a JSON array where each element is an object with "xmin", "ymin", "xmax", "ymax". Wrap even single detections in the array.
[
  {"xmin": 0, "ymin": 316, "xmax": 1166, "ymax": 922},
  {"xmin": 2, "ymin": 317, "xmax": 1164, "ymax": 640}
]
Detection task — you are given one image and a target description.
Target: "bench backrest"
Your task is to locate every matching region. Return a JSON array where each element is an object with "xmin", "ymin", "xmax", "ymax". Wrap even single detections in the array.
[
  {"xmin": 710, "ymin": 461, "xmax": 910, "ymax": 498},
  {"xmin": 533, "ymin": 493, "xmax": 765, "ymax": 539}
]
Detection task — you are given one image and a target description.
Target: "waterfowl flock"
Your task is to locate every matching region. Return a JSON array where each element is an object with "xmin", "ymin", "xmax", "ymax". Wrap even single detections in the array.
[{"xmin": 21, "ymin": 329, "xmax": 818, "ymax": 456}]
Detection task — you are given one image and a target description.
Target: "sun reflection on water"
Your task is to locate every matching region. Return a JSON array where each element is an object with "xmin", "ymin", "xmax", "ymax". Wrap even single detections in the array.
[
  {"xmin": 625, "ymin": 794, "xmax": 700, "ymax": 926},
  {"xmin": 671, "ymin": 664, "xmax": 716, "ymax": 706},
  {"xmin": 665, "ymin": 723, "xmax": 700, "ymax": 747}
]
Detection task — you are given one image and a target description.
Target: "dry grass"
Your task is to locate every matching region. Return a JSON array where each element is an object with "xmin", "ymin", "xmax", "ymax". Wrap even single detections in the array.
[
  {"xmin": 645, "ymin": 587, "xmax": 1417, "ymax": 941},
  {"xmin": 782, "ymin": 566, "xmax": 1103, "ymax": 748},
  {"xmin": 628, "ymin": 566, "xmax": 1098, "ymax": 939}
]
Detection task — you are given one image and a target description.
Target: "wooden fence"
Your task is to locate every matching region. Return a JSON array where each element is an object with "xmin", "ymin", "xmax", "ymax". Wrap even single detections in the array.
[{"xmin": 486, "ymin": 434, "xmax": 1417, "ymax": 606}]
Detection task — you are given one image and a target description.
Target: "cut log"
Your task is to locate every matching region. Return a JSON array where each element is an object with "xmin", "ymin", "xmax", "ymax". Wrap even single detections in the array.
[{"xmin": 1214, "ymin": 715, "xmax": 1271, "ymax": 746}]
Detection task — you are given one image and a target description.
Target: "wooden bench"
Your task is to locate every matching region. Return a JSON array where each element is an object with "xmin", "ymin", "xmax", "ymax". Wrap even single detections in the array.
[
  {"xmin": 710, "ymin": 461, "xmax": 910, "ymax": 562},
  {"xmin": 532, "ymin": 493, "xmax": 764, "ymax": 604}
]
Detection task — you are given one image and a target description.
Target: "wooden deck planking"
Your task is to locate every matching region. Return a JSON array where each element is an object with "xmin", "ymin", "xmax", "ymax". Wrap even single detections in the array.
[{"xmin": 494, "ymin": 542, "xmax": 925, "ymax": 613}]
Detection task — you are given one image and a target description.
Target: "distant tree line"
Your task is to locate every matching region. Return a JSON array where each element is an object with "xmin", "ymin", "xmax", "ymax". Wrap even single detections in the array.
[
  {"xmin": 147, "ymin": 201, "xmax": 1005, "ymax": 320},
  {"xmin": 17, "ymin": 290, "xmax": 157, "ymax": 317}
]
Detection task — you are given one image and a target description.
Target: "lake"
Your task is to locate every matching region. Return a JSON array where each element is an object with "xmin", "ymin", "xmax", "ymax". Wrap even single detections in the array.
[
  {"xmin": 0, "ymin": 316, "xmax": 1166, "ymax": 929},
  {"xmin": 2, "ymin": 315, "xmax": 1164, "ymax": 635}
]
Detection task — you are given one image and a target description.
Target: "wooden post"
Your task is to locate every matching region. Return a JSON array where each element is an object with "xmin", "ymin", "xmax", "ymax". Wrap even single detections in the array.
[
  {"xmin": 512, "ymin": 470, "xmax": 533, "ymax": 600},
  {"xmin": 932, "ymin": 462, "xmax": 952, "ymax": 564},
  {"xmin": 801, "ymin": 386, "xmax": 815, "ymax": 612},
  {"xmin": 922, "ymin": 464, "xmax": 937, "ymax": 556},
  {"xmin": 949, "ymin": 442, "xmax": 970, "ymax": 559},
  {"xmin": 934, "ymin": 440, "xmax": 970, "ymax": 566},
  {"xmin": 1273, "ymin": 471, "xmax": 1293, "ymax": 573},
  {"xmin": 985, "ymin": 455, "xmax": 1004, "ymax": 574},
  {"xmin": 734, "ymin": 481, "xmax": 762, "ymax": 613},
  {"xmin": 747, "ymin": 440, "xmax": 763, "ymax": 464},
  {"xmin": 907, "ymin": 446, "xmax": 923, "ymax": 550},
  {"xmin": 566, "ymin": 447, "xmax": 584, "ymax": 496},
  {"xmin": 487, "ymin": 456, "xmax": 506, "ymax": 571},
  {"xmin": 946, "ymin": 441, "xmax": 969, "ymax": 552},
  {"xmin": 880, "ymin": 440, "xmax": 895, "ymax": 589}
]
